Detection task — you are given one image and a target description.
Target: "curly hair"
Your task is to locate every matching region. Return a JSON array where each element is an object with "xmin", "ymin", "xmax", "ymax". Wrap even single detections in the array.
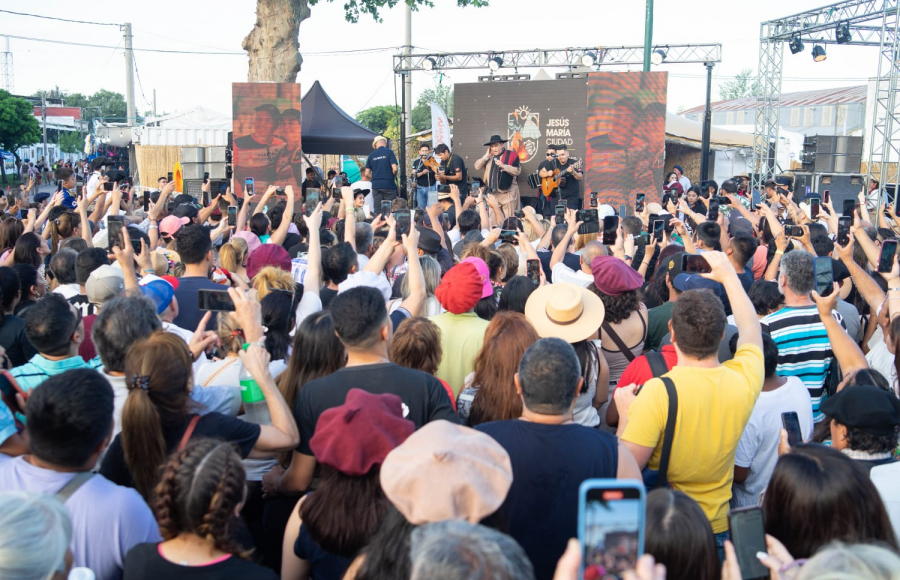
[
  {"xmin": 154, "ymin": 439, "xmax": 248, "ymax": 557},
  {"xmin": 589, "ymin": 286, "xmax": 641, "ymax": 324}
]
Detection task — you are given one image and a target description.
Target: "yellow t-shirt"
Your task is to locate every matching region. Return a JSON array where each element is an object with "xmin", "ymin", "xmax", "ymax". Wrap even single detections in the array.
[
  {"xmin": 622, "ymin": 344, "xmax": 764, "ymax": 533},
  {"xmin": 429, "ymin": 311, "xmax": 490, "ymax": 397}
]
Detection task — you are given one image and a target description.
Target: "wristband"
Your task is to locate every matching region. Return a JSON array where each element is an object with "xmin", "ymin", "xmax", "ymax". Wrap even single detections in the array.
[
  {"xmin": 775, "ymin": 250, "xmax": 784, "ymax": 255},
  {"xmin": 889, "ymin": 287, "xmax": 900, "ymax": 292}
]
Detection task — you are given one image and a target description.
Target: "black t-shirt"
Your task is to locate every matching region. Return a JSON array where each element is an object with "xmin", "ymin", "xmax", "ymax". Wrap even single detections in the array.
[
  {"xmin": 124, "ymin": 542, "xmax": 279, "ymax": 580},
  {"xmin": 0, "ymin": 314, "xmax": 36, "ymax": 368},
  {"xmin": 442, "ymin": 154, "xmax": 468, "ymax": 197},
  {"xmin": 537, "ymin": 249, "xmax": 582, "ymax": 283},
  {"xmin": 412, "ymin": 158, "xmax": 436, "ymax": 187},
  {"xmin": 476, "ymin": 421, "xmax": 619, "ymax": 580},
  {"xmin": 68, "ymin": 294, "xmax": 98, "ymax": 318},
  {"xmin": 319, "ymin": 287, "xmax": 338, "ymax": 309},
  {"xmin": 100, "ymin": 413, "xmax": 261, "ymax": 489},
  {"xmin": 301, "ymin": 178, "xmax": 320, "ymax": 198},
  {"xmin": 556, "ymin": 159, "xmax": 581, "ymax": 199},
  {"xmin": 293, "ymin": 363, "xmax": 459, "ymax": 455}
]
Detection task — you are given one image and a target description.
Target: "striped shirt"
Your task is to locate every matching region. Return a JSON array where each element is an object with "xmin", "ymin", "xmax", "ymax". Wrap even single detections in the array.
[{"xmin": 761, "ymin": 305, "xmax": 842, "ymax": 423}]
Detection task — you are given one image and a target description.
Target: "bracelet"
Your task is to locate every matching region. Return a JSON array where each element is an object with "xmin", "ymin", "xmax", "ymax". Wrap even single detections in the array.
[
  {"xmin": 889, "ymin": 287, "xmax": 900, "ymax": 292},
  {"xmin": 142, "ymin": 269, "xmax": 154, "ymax": 274},
  {"xmin": 149, "ymin": 225, "xmax": 158, "ymax": 229},
  {"xmin": 623, "ymin": 255, "xmax": 633, "ymax": 261},
  {"xmin": 775, "ymin": 250, "xmax": 784, "ymax": 255}
]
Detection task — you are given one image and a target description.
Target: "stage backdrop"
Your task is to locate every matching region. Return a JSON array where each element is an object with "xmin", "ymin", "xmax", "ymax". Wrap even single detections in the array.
[
  {"xmin": 232, "ymin": 83, "xmax": 303, "ymax": 199},
  {"xmin": 453, "ymin": 72, "xmax": 667, "ymax": 208}
]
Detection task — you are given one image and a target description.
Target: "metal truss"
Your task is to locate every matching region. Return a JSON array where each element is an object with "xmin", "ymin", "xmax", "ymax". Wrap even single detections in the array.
[
  {"xmin": 753, "ymin": 0, "xmax": 900, "ymax": 198},
  {"xmin": 393, "ymin": 44, "xmax": 721, "ymax": 73}
]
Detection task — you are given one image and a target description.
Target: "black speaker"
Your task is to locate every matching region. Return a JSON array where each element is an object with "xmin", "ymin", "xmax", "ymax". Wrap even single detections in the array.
[{"xmin": 801, "ymin": 135, "xmax": 863, "ymax": 173}]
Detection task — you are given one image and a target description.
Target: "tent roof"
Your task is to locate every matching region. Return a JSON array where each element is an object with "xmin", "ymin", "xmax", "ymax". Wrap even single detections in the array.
[
  {"xmin": 665, "ymin": 112, "xmax": 754, "ymax": 150},
  {"xmin": 144, "ymin": 106, "xmax": 232, "ymax": 130},
  {"xmin": 301, "ymin": 81, "xmax": 379, "ymax": 155}
]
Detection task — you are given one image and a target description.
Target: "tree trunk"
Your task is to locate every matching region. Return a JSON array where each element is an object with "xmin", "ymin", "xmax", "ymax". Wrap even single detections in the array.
[{"xmin": 243, "ymin": 0, "xmax": 310, "ymax": 83}]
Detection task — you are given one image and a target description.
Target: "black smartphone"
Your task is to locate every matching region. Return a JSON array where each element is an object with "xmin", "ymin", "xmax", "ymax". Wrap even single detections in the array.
[
  {"xmin": 442, "ymin": 212, "xmax": 450, "ymax": 229},
  {"xmin": 714, "ymin": 195, "xmax": 731, "ymax": 206},
  {"xmin": 728, "ymin": 507, "xmax": 769, "ymax": 580},
  {"xmin": 633, "ymin": 232, "xmax": 650, "ymax": 246},
  {"xmin": 527, "ymin": 259, "xmax": 540, "ymax": 286},
  {"xmin": 810, "ymin": 197, "xmax": 821, "ymax": 219},
  {"xmin": 601, "ymin": 215, "xmax": 617, "ymax": 244},
  {"xmin": 635, "ymin": 193, "xmax": 645, "ymax": 213},
  {"xmin": 202, "ymin": 190, "xmax": 210, "ymax": 207},
  {"xmin": 437, "ymin": 184, "xmax": 451, "ymax": 195},
  {"xmin": 103, "ymin": 181, "xmax": 114, "ymax": 192},
  {"xmin": 500, "ymin": 229, "xmax": 518, "ymax": 244},
  {"xmin": 130, "ymin": 238, "xmax": 142, "ymax": 254},
  {"xmin": 823, "ymin": 189, "xmax": 831, "ymax": 204},
  {"xmin": 837, "ymin": 216, "xmax": 852, "ymax": 246},
  {"xmin": 76, "ymin": 185, "xmax": 83, "ymax": 199},
  {"xmin": 142, "ymin": 190, "xmax": 149, "ymax": 212},
  {"xmin": 167, "ymin": 171, "xmax": 173, "ymax": 182},
  {"xmin": 842, "ymin": 198, "xmax": 856, "ymax": 217},
  {"xmin": 815, "ymin": 256, "xmax": 834, "ymax": 296},
  {"xmin": 375, "ymin": 200, "xmax": 390, "ymax": 218},
  {"xmin": 653, "ymin": 219, "xmax": 665, "ymax": 242},
  {"xmin": 395, "ymin": 209, "xmax": 411, "ymax": 237},
  {"xmin": 555, "ymin": 204, "xmax": 566, "ymax": 225},
  {"xmin": 682, "ymin": 253, "xmax": 711, "ymax": 274},
  {"xmin": 198, "ymin": 289, "xmax": 235, "ymax": 312},
  {"xmin": 203, "ymin": 171, "xmax": 209, "ymax": 184},
  {"xmin": 784, "ymin": 224, "xmax": 804, "ymax": 238},
  {"xmin": 590, "ymin": 191, "xmax": 598, "ymax": 208},
  {"xmin": 107, "ymin": 215, "xmax": 125, "ymax": 252},
  {"xmin": 707, "ymin": 200, "xmax": 720, "ymax": 221},
  {"xmin": 577, "ymin": 209, "xmax": 600, "ymax": 235},
  {"xmin": 579, "ymin": 481, "xmax": 645, "ymax": 580},
  {"xmin": 781, "ymin": 411, "xmax": 803, "ymax": 447},
  {"xmin": 878, "ymin": 239, "xmax": 898, "ymax": 273}
]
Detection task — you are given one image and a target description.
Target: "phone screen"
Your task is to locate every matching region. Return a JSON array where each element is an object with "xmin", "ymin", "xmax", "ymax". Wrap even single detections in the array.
[
  {"xmin": 306, "ymin": 189, "xmax": 320, "ymax": 216},
  {"xmin": 814, "ymin": 256, "xmax": 834, "ymax": 296},
  {"xmin": 810, "ymin": 198, "xmax": 821, "ymax": 219},
  {"xmin": 500, "ymin": 230, "xmax": 518, "ymax": 244},
  {"xmin": 708, "ymin": 200, "xmax": 720, "ymax": 221},
  {"xmin": 107, "ymin": 216, "xmax": 125, "ymax": 252},
  {"xmin": 555, "ymin": 205, "xmax": 566, "ymax": 225},
  {"xmin": 245, "ymin": 178, "xmax": 255, "ymax": 197},
  {"xmin": 635, "ymin": 194, "xmax": 645, "ymax": 213},
  {"xmin": 167, "ymin": 172, "xmax": 173, "ymax": 182},
  {"xmin": 381, "ymin": 201, "xmax": 392, "ymax": 217},
  {"xmin": 682, "ymin": 254, "xmax": 711, "ymax": 274},
  {"xmin": 227, "ymin": 207, "xmax": 237, "ymax": 227},
  {"xmin": 781, "ymin": 412, "xmax": 802, "ymax": 446},
  {"xmin": 103, "ymin": 182, "xmax": 114, "ymax": 192},
  {"xmin": 837, "ymin": 216, "xmax": 852, "ymax": 246},
  {"xmin": 824, "ymin": 189, "xmax": 831, "ymax": 204},
  {"xmin": 198, "ymin": 289, "xmax": 235, "ymax": 312},
  {"xmin": 602, "ymin": 215, "xmax": 618, "ymax": 245},
  {"xmin": 785, "ymin": 225, "xmax": 803, "ymax": 238},
  {"xmin": 580, "ymin": 483, "xmax": 644, "ymax": 580},
  {"xmin": 427, "ymin": 190, "xmax": 439, "ymax": 207},
  {"xmin": 527, "ymin": 259, "xmax": 541, "ymax": 285},
  {"xmin": 714, "ymin": 196, "xmax": 731, "ymax": 206},
  {"xmin": 842, "ymin": 198, "xmax": 856, "ymax": 217},
  {"xmin": 653, "ymin": 219, "xmax": 665, "ymax": 242},
  {"xmin": 202, "ymin": 190, "xmax": 210, "ymax": 207},
  {"xmin": 142, "ymin": 191, "xmax": 149, "ymax": 212},
  {"xmin": 878, "ymin": 239, "xmax": 898, "ymax": 273},
  {"xmin": 590, "ymin": 191, "xmax": 598, "ymax": 208},
  {"xmin": 395, "ymin": 209, "xmax": 411, "ymax": 237},
  {"xmin": 729, "ymin": 508, "xmax": 769, "ymax": 580},
  {"xmin": 633, "ymin": 233, "xmax": 649, "ymax": 246}
]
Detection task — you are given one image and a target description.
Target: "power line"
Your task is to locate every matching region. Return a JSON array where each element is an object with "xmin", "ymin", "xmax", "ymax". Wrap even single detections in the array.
[
  {"xmin": 0, "ymin": 9, "xmax": 119, "ymax": 26},
  {"xmin": 131, "ymin": 53, "xmax": 151, "ymax": 109}
]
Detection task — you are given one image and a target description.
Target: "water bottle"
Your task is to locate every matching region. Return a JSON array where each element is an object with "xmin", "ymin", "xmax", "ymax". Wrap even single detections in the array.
[{"xmin": 239, "ymin": 345, "xmax": 271, "ymax": 425}]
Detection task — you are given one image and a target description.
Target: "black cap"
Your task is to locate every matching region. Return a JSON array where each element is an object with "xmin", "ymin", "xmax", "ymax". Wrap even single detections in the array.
[{"xmin": 820, "ymin": 385, "xmax": 900, "ymax": 435}]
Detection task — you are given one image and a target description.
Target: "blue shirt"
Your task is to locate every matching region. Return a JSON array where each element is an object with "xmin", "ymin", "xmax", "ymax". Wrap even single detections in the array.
[
  {"xmin": 61, "ymin": 187, "xmax": 77, "ymax": 210},
  {"xmin": 365, "ymin": 146, "xmax": 398, "ymax": 190},
  {"xmin": 10, "ymin": 354, "xmax": 92, "ymax": 423}
]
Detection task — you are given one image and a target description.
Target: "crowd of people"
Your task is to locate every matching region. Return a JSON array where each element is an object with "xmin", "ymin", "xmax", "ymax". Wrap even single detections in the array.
[{"xmin": 0, "ymin": 154, "xmax": 898, "ymax": 580}]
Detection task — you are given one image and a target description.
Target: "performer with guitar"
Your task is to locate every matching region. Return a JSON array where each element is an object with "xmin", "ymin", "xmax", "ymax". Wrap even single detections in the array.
[
  {"xmin": 538, "ymin": 144, "xmax": 583, "ymax": 213},
  {"xmin": 474, "ymin": 134, "xmax": 521, "ymax": 217},
  {"xmin": 435, "ymin": 144, "xmax": 469, "ymax": 198},
  {"xmin": 412, "ymin": 143, "xmax": 438, "ymax": 209}
]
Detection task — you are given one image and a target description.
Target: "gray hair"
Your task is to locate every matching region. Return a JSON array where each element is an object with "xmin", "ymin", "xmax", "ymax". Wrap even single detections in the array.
[
  {"xmin": 780, "ymin": 249, "xmax": 815, "ymax": 295},
  {"xmin": 797, "ymin": 542, "xmax": 900, "ymax": 580},
  {"xmin": 517, "ymin": 338, "xmax": 581, "ymax": 415},
  {"xmin": 410, "ymin": 520, "xmax": 535, "ymax": 580},
  {"xmin": 49, "ymin": 248, "xmax": 77, "ymax": 285},
  {"xmin": 92, "ymin": 294, "xmax": 161, "ymax": 372},
  {"xmin": 355, "ymin": 222, "xmax": 374, "ymax": 254},
  {"xmin": 0, "ymin": 492, "xmax": 72, "ymax": 580},
  {"xmin": 401, "ymin": 255, "xmax": 441, "ymax": 298}
]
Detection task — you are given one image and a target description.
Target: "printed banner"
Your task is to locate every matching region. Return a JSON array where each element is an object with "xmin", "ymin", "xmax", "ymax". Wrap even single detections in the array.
[{"xmin": 431, "ymin": 103, "xmax": 451, "ymax": 151}]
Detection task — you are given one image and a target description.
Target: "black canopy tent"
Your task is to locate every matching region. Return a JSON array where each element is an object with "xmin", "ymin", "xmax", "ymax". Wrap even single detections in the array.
[{"xmin": 300, "ymin": 81, "xmax": 380, "ymax": 155}]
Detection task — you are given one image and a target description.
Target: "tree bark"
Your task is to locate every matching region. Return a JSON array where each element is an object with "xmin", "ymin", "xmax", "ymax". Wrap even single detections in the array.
[{"xmin": 243, "ymin": 0, "xmax": 310, "ymax": 83}]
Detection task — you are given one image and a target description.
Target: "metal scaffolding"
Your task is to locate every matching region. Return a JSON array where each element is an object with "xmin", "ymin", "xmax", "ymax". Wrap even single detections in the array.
[{"xmin": 753, "ymin": 0, "xmax": 900, "ymax": 199}]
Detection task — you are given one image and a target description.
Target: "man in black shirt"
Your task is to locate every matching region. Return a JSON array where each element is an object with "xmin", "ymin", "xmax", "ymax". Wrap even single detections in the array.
[
  {"xmin": 269, "ymin": 286, "xmax": 458, "ymax": 494},
  {"xmin": 538, "ymin": 145, "xmax": 583, "ymax": 214},
  {"xmin": 300, "ymin": 168, "xmax": 320, "ymax": 200},
  {"xmin": 536, "ymin": 145, "xmax": 559, "ymax": 216},
  {"xmin": 412, "ymin": 143, "xmax": 438, "ymax": 210},
  {"xmin": 435, "ymin": 143, "xmax": 469, "ymax": 198}
]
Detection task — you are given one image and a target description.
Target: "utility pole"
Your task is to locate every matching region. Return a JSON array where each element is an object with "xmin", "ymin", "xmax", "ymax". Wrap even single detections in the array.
[
  {"xmin": 400, "ymin": 4, "xmax": 413, "ymax": 200},
  {"xmin": 642, "ymin": 0, "xmax": 653, "ymax": 72},
  {"xmin": 123, "ymin": 23, "xmax": 135, "ymax": 127},
  {"xmin": 153, "ymin": 89, "xmax": 157, "ymax": 118},
  {"xmin": 41, "ymin": 94, "xmax": 48, "ymax": 162},
  {"xmin": 700, "ymin": 61, "xmax": 714, "ymax": 183},
  {"xmin": 1, "ymin": 36, "xmax": 13, "ymax": 93}
]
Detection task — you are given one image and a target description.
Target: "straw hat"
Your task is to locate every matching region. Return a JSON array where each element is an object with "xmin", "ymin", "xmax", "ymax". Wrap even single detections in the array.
[
  {"xmin": 372, "ymin": 135, "xmax": 388, "ymax": 149},
  {"xmin": 524, "ymin": 282, "xmax": 604, "ymax": 343}
]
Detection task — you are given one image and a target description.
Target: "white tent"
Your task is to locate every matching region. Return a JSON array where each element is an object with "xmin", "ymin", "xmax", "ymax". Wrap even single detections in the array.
[
  {"xmin": 665, "ymin": 113, "xmax": 754, "ymax": 150},
  {"xmin": 135, "ymin": 106, "xmax": 231, "ymax": 146}
]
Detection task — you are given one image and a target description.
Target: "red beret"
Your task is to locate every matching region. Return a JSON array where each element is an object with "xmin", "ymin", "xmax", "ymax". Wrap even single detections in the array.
[
  {"xmin": 246, "ymin": 244, "xmax": 291, "ymax": 280},
  {"xmin": 310, "ymin": 389, "xmax": 415, "ymax": 476},
  {"xmin": 435, "ymin": 262, "xmax": 484, "ymax": 314},
  {"xmin": 591, "ymin": 255, "xmax": 644, "ymax": 296}
]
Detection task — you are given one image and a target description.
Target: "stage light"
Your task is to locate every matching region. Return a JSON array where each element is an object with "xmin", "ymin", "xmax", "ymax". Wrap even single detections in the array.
[
  {"xmin": 489, "ymin": 56, "xmax": 503, "ymax": 71},
  {"xmin": 789, "ymin": 34, "xmax": 804, "ymax": 54},
  {"xmin": 812, "ymin": 45, "xmax": 827, "ymax": 62},
  {"xmin": 651, "ymin": 48, "xmax": 667, "ymax": 65},
  {"xmin": 836, "ymin": 21, "xmax": 851, "ymax": 44},
  {"xmin": 423, "ymin": 57, "xmax": 437, "ymax": 71},
  {"xmin": 581, "ymin": 51, "xmax": 598, "ymax": 67}
]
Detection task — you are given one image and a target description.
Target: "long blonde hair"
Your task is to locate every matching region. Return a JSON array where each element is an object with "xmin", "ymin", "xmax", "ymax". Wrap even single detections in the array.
[
  {"xmin": 251, "ymin": 266, "xmax": 295, "ymax": 300},
  {"xmin": 219, "ymin": 237, "xmax": 249, "ymax": 273}
]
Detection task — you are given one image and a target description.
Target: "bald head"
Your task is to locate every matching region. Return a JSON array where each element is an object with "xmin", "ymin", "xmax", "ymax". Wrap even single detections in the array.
[{"xmin": 580, "ymin": 241, "xmax": 608, "ymax": 273}]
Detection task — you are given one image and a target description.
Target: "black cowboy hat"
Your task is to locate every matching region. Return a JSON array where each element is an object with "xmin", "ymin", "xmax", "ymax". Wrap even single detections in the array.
[{"xmin": 483, "ymin": 135, "xmax": 509, "ymax": 146}]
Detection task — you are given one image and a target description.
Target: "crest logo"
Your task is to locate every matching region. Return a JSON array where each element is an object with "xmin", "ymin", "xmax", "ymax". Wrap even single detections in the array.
[{"xmin": 508, "ymin": 106, "xmax": 540, "ymax": 163}]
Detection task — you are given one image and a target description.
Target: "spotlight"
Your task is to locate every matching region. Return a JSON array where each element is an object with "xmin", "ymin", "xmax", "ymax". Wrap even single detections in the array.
[
  {"xmin": 581, "ymin": 51, "xmax": 598, "ymax": 67},
  {"xmin": 423, "ymin": 57, "xmax": 437, "ymax": 71},
  {"xmin": 836, "ymin": 21, "xmax": 851, "ymax": 44},
  {"xmin": 650, "ymin": 48, "xmax": 667, "ymax": 65},
  {"xmin": 789, "ymin": 34, "xmax": 805, "ymax": 54},
  {"xmin": 488, "ymin": 56, "xmax": 503, "ymax": 71},
  {"xmin": 812, "ymin": 45, "xmax": 827, "ymax": 62}
]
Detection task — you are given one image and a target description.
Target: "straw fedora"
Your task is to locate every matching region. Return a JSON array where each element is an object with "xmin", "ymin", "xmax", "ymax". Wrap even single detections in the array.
[
  {"xmin": 372, "ymin": 135, "xmax": 388, "ymax": 149},
  {"xmin": 524, "ymin": 283, "xmax": 604, "ymax": 343}
]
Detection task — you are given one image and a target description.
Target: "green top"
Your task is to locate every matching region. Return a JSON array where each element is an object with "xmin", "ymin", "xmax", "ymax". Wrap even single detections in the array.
[
  {"xmin": 429, "ymin": 311, "xmax": 490, "ymax": 397},
  {"xmin": 646, "ymin": 300, "xmax": 676, "ymax": 352}
]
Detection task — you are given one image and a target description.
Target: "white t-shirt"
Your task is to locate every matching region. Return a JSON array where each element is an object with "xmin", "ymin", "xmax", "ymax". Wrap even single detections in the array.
[
  {"xmin": 732, "ymin": 376, "xmax": 813, "ymax": 508},
  {"xmin": 866, "ymin": 339, "xmax": 898, "ymax": 395},
  {"xmin": 678, "ymin": 175, "xmax": 691, "ymax": 191},
  {"xmin": 872, "ymin": 462, "xmax": 900, "ymax": 540},
  {"xmin": 551, "ymin": 262, "xmax": 592, "ymax": 287},
  {"xmin": 86, "ymin": 171, "xmax": 102, "ymax": 199}
]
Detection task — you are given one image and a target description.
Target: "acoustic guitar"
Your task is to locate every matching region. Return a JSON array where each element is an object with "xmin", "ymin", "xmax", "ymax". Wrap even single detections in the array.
[
  {"xmin": 540, "ymin": 158, "xmax": 583, "ymax": 198},
  {"xmin": 422, "ymin": 154, "xmax": 441, "ymax": 174}
]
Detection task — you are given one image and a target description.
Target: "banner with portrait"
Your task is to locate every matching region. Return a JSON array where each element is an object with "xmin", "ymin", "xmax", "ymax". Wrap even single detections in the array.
[{"xmin": 232, "ymin": 83, "xmax": 303, "ymax": 199}]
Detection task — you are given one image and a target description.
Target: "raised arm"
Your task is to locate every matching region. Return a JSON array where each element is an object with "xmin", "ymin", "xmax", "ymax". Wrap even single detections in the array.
[
  {"xmin": 764, "ymin": 234, "xmax": 790, "ymax": 281},
  {"xmin": 301, "ymin": 204, "xmax": 323, "ymax": 299},
  {"xmin": 399, "ymin": 226, "xmax": 426, "ymax": 317},
  {"xmin": 521, "ymin": 205, "xmax": 545, "ymax": 240},
  {"xmin": 837, "ymin": 235, "xmax": 885, "ymax": 314},
  {"xmin": 551, "ymin": 209, "xmax": 580, "ymax": 269},
  {"xmin": 703, "ymin": 251, "xmax": 763, "ymax": 351},
  {"xmin": 75, "ymin": 193, "xmax": 94, "ymax": 247},
  {"xmin": 253, "ymin": 186, "xmax": 277, "ymax": 216},
  {"xmin": 269, "ymin": 186, "xmax": 295, "ymax": 247},
  {"xmin": 812, "ymin": 283, "xmax": 869, "ymax": 375},
  {"xmin": 236, "ymin": 191, "xmax": 250, "ymax": 233},
  {"xmin": 364, "ymin": 217, "xmax": 398, "ymax": 274},
  {"xmin": 342, "ymin": 189, "xmax": 356, "ymax": 251}
]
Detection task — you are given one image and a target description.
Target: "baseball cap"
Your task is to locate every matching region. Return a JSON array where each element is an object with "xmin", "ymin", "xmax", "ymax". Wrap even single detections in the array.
[
  {"xmin": 141, "ymin": 279, "xmax": 175, "ymax": 315},
  {"xmin": 672, "ymin": 272, "xmax": 723, "ymax": 296},
  {"xmin": 160, "ymin": 215, "xmax": 190, "ymax": 237},
  {"xmin": 85, "ymin": 265, "xmax": 125, "ymax": 305}
]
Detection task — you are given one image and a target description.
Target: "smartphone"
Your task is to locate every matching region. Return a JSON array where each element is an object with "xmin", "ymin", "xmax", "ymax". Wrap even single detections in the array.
[
  {"xmin": 130, "ymin": 238, "xmax": 142, "ymax": 254},
  {"xmin": 275, "ymin": 187, "xmax": 286, "ymax": 196},
  {"xmin": 305, "ymin": 189, "xmax": 320, "ymax": 216},
  {"xmin": 837, "ymin": 216, "xmax": 852, "ymax": 246},
  {"xmin": 202, "ymin": 190, "xmax": 210, "ymax": 207},
  {"xmin": 107, "ymin": 215, "xmax": 125, "ymax": 252},
  {"xmin": 555, "ymin": 204, "xmax": 566, "ymax": 225},
  {"xmin": 781, "ymin": 411, "xmax": 803, "ymax": 447},
  {"xmin": 437, "ymin": 184, "xmax": 451, "ymax": 195},
  {"xmin": 197, "ymin": 289, "xmax": 235, "ymax": 312},
  {"xmin": 590, "ymin": 191, "xmax": 598, "ymax": 208},
  {"xmin": 381, "ymin": 200, "xmax": 392, "ymax": 217},
  {"xmin": 579, "ymin": 480, "xmax": 645, "ymax": 580},
  {"xmin": 713, "ymin": 196, "xmax": 731, "ymax": 206},
  {"xmin": 167, "ymin": 172, "xmax": 173, "ymax": 182},
  {"xmin": 728, "ymin": 507, "xmax": 769, "ymax": 580},
  {"xmin": 500, "ymin": 230, "xmax": 518, "ymax": 244},
  {"xmin": 395, "ymin": 209, "xmax": 411, "ymax": 237},
  {"xmin": 76, "ymin": 185, "xmax": 83, "ymax": 199},
  {"xmin": 878, "ymin": 239, "xmax": 898, "ymax": 273},
  {"xmin": 707, "ymin": 200, "xmax": 720, "ymax": 221},
  {"xmin": 441, "ymin": 212, "xmax": 450, "ymax": 228},
  {"xmin": 784, "ymin": 224, "xmax": 804, "ymax": 238},
  {"xmin": 427, "ymin": 190, "xmax": 439, "ymax": 207},
  {"xmin": 823, "ymin": 189, "xmax": 831, "ymax": 204},
  {"xmin": 601, "ymin": 215, "xmax": 617, "ymax": 245},
  {"xmin": 203, "ymin": 171, "xmax": 209, "ymax": 184},
  {"xmin": 227, "ymin": 206, "xmax": 237, "ymax": 227},
  {"xmin": 527, "ymin": 259, "xmax": 541, "ymax": 286},
  {"xmin": 633, "ymin": 233, "xmax": 650, "ymax": 246},
  {"xmin": 682, "ymin": 253, "xmax": 711, "ymax": 274},
  {"xmin": 814, "ymin": 256, "xmax": 834, "ymax": 296},
  {"xmin": 103, "ymin": 181, "xmax": 114, "ymax": 192},
  {"xmin": 245, "ymin": 177, "xmax": 255, "ymax": 197},
  {"xmin": 842, "ymin": 198, "xmax": 856, "ymax": 217},
  {"xmin": 810, "ymin": 198, "xmax": 821, "ymax": 219},
  {"xmin": 142, "ymin": 190, "xmax": 149, "ymax": 212},
  {"xmin": 653, "ymin": 219, "xmax": 665, "ymax": 242},
  {"xmin": 635, "ymin": 193, "xmax": 645, "ymax": 213}
]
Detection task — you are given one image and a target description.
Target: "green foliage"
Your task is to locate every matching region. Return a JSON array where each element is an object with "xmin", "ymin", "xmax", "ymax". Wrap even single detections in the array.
[
  {"xmin": 411, "ymin": 83, "xmax": 453, "ymax": 132},
  {"xmin": 30, "ymin": 89, "xmax": 127, "ymax": 125},
  {"xmin": 355, "ymin": 105, "xmax": 401, "ymax": 135},
  {"xmin": 58, "ymin": 131, "xmax": 83, "ymax": 155},
  {"xmin": 309, "ymin": 0, "xmax": 488, "ymax": 23},
  {"xmin": 0, "ymin": 90, "xmax": 41, "ymax": 154},
  {"xmin": 718, "ymin": 69, "xmax": 761, "ymax": 101}
]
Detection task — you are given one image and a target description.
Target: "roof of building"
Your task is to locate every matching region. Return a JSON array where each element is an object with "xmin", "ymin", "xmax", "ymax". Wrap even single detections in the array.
[{"xmin": 680, "ymin": 85, "xmax": 867, "ymax": 115}]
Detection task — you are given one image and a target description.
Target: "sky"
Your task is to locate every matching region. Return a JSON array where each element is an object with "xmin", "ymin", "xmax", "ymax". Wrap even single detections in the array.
[{"xmin": 0, "ymin": 0, "xmax": 887, "ymax": 120}]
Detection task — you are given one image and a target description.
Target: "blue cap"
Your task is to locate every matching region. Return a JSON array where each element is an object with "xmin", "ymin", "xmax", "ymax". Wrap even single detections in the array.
[
  {"xmin": 673, "ymin": 165, "xmax": 684, "ymax": 173},
  {"xmin": 673, "ymin": 273, "xmax": 723, "ymax": 295},
  {"xmin": 140, "ymin": 279, "xmax": 174, "ymax": 315},
  {"xmin": 34, "ymin": 192, "xmax": 50, "ymax": 203}
]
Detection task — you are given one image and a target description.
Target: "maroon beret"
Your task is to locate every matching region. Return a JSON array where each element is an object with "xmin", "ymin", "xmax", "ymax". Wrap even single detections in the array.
[
  {"xmin": 591, "ymin": 255, "xmax": 644, "ymax": 296},
  {"xmin": 246, "ymin": 244, "xmax": 291, "ymax": 280}
]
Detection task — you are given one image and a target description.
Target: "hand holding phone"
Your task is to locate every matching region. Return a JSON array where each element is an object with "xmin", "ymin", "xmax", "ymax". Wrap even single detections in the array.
[
  {"xmin": 198, "ymin": 289, "xmax": 235, "ymax": 312},
  {"xmin": 579, "ymin": 480, "xmax": 645, "ymax": 580},
  {"xmin": 527, "ymin": 259, "xmax": 541, "ymax": 286},
  {"xmin": 814, "ymin": 256, "xmax": 834, "ymax": 296},
  {"xmin": 781, "ymin": 412, "xmax": 802, "ymax": 446},
  {"xmin": 728, "ymin": 507, "xmax": 769, "ymax": 580},
  {"xmin": 878, "ymin": 239, "xmax": 898, "ymax": 274},
  {"xmin": 227, "ymin": 206, "xmax": 237, "ymax": 227}
]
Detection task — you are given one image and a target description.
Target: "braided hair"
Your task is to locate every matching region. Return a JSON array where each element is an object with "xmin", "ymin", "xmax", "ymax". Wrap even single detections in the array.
[{"xmin": 153, "ymin": 439, "xmax": 248, "ymax": 557}]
